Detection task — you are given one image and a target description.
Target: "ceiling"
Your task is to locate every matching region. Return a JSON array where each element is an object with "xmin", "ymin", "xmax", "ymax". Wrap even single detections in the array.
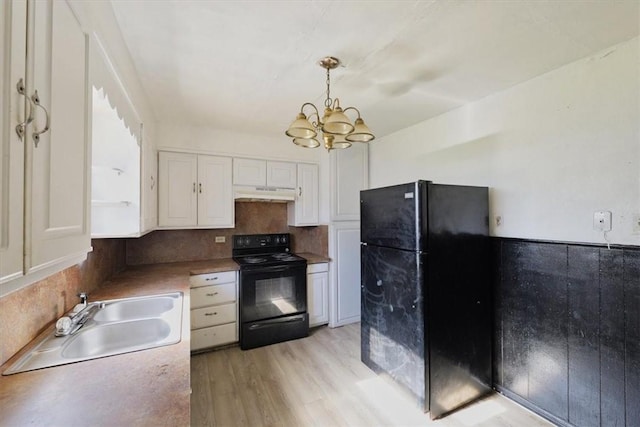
[{"xmin": 110, "ymin": 1, "xmax": 639, "ymax": 140}]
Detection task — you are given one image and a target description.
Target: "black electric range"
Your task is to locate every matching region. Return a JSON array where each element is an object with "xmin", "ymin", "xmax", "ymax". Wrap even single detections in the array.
[{"xmin": 233, "ymin": 233, "xmax": 308, "ymax": 350}]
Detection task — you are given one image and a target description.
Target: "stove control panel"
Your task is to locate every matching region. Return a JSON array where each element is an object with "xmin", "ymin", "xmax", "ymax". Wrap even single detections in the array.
[{"xmin": 233, "ymin": 233, "xmax": 289, "ymax": 250}]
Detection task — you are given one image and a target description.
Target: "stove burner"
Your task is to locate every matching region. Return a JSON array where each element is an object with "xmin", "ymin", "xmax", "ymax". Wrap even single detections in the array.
[
  {"xmin": 272, "ymin": 253, "xmax": 291, "ymax": 259},
  {"xmin": 242, "ymin": 257, "xmax": 267, "ymax": 264}
]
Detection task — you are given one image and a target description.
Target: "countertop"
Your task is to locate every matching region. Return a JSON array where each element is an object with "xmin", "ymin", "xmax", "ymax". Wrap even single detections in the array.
[
  {"xmin": 297, "ymin": 252, "xmax": 331, "ymax": 264},
  {"xmin": 0, "ymin": 261, "xmax": 220, "ymax": 427},
  {"xmin": 0, "ymin": 255, "xmax": 329, "ymax": 426}
]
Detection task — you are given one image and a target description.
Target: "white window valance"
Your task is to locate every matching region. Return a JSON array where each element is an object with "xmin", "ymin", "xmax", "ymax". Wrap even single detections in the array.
[{"xmin": 90, "ymin": 32, "xmax": 142, "ymax": 144}]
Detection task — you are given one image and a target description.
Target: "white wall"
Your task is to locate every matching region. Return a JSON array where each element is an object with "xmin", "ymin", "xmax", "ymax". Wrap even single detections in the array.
[
  {"xmin": 370, "ymin": 37, "xmax": 640, "ymax": 246},
  {"xmin": 156, "ymin": 124, "xmax": 332, "ymax": 224}
]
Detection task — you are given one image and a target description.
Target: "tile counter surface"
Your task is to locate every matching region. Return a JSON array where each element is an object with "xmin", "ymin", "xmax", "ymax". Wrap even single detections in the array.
[{"xmin": 0, "ymin": 260, "xmax": 237, "ymax": 427}]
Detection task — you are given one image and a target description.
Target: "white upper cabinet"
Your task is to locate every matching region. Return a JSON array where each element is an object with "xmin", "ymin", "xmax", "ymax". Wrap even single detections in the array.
[
  {"xmin": 330, "ymin": 143, "xmax": 369, "ymax": 221},
  {"xmin": 0, "ymin": 0, "xmax": 27, "ymax": 284},
  {"xmin": 158, "ymin": 151, "xmax": 233, "ymax": 228},
  {"xmin": 233, "ymin": 158, "xmax": 297, "ymax": 189},
  {"xmin": 141, "ymin": 135, "xmax": 157, "ymax": 232},
  {"xmin": 233, "ymin": 158, "xmax": 266, "ymax": 186},
  {"xmin": 28, "ymin": 0, "xmax": 91, "ymax": 273},
  {"xmin": 1, "ymin": 0, "xmax": 91, "ymax": 289},
  {"xmin": 266, "ymin": 161, "xmax": 297, "ymax": 188},
  {"xmin": 288, "ymin": 163, "xmax": 319, "ymax": 226},
  {"xmin": 197, "ymin": 155, "xmax": 234, "ymax": 227},
  {"xmin": 159, "ymin": 152, "xmax": 198, "ymax": 227}
]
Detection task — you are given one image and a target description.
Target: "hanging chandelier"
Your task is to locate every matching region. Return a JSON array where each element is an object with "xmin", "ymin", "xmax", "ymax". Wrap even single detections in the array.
[{"xmin": 285, "ymin": 56, "xmax": 375, "ymax": 151}]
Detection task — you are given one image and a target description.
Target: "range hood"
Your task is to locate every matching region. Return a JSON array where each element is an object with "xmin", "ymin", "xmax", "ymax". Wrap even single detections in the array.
[{"xmin": 234, "ymin": 186, "xmax": 296, "ymax": 203}]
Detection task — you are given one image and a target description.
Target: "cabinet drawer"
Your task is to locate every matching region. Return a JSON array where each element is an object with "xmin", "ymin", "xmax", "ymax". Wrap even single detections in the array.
[
  {"xmin": 191, "ymin": 323, "xmax": 237, "ymax": 351},
  {"xmin": 308, "ymin": 262, "xmax": 329, "ymax": 274},
  {"xmin": 190, "ymin": 270, "xmax": 236, "ymax": 288},
  {"xmin": 191, "ymin": 283, "xmax": 236, "ymax": 308},
  {"xmin": 191, "ymin": 303, "xmax": 236, "ymax": 329}
]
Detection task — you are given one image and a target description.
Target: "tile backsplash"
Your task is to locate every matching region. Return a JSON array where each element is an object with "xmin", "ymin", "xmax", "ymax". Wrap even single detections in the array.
[
  {"xmin": 126, "ymin": 202, "xmax": 328, "ymax": 265},
  {"xmin": 0, "ymin": 239, "xmax": 126, "ymax": 366}
]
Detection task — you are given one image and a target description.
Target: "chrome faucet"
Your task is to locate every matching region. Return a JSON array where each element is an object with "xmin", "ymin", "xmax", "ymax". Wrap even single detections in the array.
[
  {"xmin": 78, "ymin": 292, "xmax": 88, "ymax": 306},
  {"xmin": 55, "ymin": 293, "xmax": 104, "ymax": 336}
]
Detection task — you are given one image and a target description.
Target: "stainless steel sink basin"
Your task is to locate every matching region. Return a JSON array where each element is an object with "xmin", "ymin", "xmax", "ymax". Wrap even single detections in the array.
[
  {"xmin": 3, "ymin": 292, "xmax": 183, "ymax": 375},
  {"xmin": 62, "ymin": 318, "xmax": 173, "ymax": 359},
  {"xmin": 93, "ymin": 295, "xmax": 176, "ymax": 322}
]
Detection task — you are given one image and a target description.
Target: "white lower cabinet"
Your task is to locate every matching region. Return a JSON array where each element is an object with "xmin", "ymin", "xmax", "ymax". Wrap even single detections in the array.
[
  {"xmin": 189, "ymin": 270, "xmax": 238, "ymax": 351},
  {"xmin": 307, "ymin": 263, "xmax": 329, "ymax": 327}
]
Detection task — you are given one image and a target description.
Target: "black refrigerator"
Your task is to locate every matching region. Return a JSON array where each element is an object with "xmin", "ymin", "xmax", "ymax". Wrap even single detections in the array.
[{"xmin": 360, "ymin": 180, "xmax": 492, "ymax": 419}]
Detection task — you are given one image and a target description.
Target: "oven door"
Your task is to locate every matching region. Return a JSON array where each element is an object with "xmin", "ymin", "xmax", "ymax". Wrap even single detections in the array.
[{"xmin": 240, "ymin": 264, "xmax": 307, "ymax": 323}]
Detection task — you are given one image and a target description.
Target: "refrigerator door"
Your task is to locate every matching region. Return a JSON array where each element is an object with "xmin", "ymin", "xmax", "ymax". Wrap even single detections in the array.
[
  {"xmin": 360, "ymin": 181, "xmax": 428, "ymax": 252},
  {"xmin": 361, "ymin": 244, "xmax": 427, "ymax": 410},
  {"xmin": 427, "ymin": 184, "xmax": 492, "ymax": 419}
]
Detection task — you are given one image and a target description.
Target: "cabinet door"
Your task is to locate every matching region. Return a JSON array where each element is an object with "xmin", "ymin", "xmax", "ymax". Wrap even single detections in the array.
[
  {"xmin": 27, "ymin": 0, "xmax": 91, "ymax": 272},
  {"xmin": 197, "ymin": 155, "xmax": 233, "ymax": 227},
  {"xmin": 329, "ymin": 222, "xmax": 361, "ymax": 327},
  {"xmin": 330, "ymin": 142, "xmax": 368, "ymax": 221},
  {"xmin": 141, "ymin": 131, "xmax": 157, "ymax": 232},
  {"xmin": 0, "ymin": 0, "xmax": 27, "ymax": 283},
  {"xmin": 266, "ymin": 161, "xmax": 296, "ymax": 188},
  {"xmin": 233, "ymin": 158, "xmax": 265, "ymax": 186},
  {"xmin": 158, "ymin": 152, "xmax": 197, "ymax": 227},
  {"xmin": 308, "ymin": 270, "xmax": 329, "ymax": 327},
  {"xmin": 288, "ymin": 163, "xmax": 319, "ymax": 226}
]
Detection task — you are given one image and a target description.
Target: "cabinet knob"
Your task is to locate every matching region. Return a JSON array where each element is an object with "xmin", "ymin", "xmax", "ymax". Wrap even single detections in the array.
[
  {"xmin": 205, "ymin": 277, "xmax": 218, "ymax": 281},
  {"xmin": 204, "ymin": 312, "xmax": 217, "ymax": 316},
  {"xmin": 205, "ymin": 292, "xmax": 219, "ymax": 297}
]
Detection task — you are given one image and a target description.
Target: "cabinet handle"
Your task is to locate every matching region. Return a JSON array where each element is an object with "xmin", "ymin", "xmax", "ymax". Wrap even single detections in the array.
[
  {"xmin": 204, "ymin": 312, "xmax": 218, "ymax": 316},
  {"xmin": 205, "ymin": 277, "xmax": 218, "ymax": 281},
  {"xmin": 150, "ymin": 175, "xmax": 155, "ymax": 190},
  {"xmin": 205, "ymin": 292, "xmax": 219, "ymax": 296},
  {"xmin": 298, "ymin": 187, "xmax": 302, "ymax": 197},
  {"xmin": 31, "ymin": 90, "xmax": 50, "ymax": 147},
  {"xmin": 193, "ymin": 183, "xmax": 196, "ymax": 193},
  {"xmin": 199, "ymin": 183, "xmax": 202, "ymax": 193},
  {"xmin": 15, "ymin": 78, "xmax": 34, "ymax": 140}
]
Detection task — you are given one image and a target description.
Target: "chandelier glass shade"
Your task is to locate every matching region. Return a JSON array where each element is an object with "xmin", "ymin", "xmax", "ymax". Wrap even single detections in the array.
[{"xmin": 285, "ymin": 56, "xmax": 375, "ymax": 151}]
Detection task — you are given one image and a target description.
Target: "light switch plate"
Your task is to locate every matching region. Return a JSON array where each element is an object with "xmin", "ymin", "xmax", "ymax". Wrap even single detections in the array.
[
  {"xmin": 593, "ymin": 211, "xmax": 612, "ymax": 232},
  {"xmin": 215, "ymin": 236, "xmax": 226, "ymax": 243},
  {"xmin": 633, "ymin": 213, "xmax": 640, "ymax": 234}
]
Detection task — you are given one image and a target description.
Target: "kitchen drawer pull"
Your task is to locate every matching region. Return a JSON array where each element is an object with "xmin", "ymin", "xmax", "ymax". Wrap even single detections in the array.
[
  {"xmin": 204, "ymin": 312, "xmax": 218, "ymax": 316},
  {"xmin": 205, "ymin": 292, "xmax": 219, "ymax": 296},
  {"xmin": 205, "ymin": 277, "xmax": 218, "ymax": 281}
]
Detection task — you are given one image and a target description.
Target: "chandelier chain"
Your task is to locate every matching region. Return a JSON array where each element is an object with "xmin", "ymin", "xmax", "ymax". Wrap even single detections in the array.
[{"xmin": 324, "ymin": 67, "xmax": 332, "ymax": 108}]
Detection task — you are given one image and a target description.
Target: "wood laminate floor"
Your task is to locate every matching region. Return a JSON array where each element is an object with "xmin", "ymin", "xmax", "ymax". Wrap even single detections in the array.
[{"xmin": 191, "ymin": 323, "xmax": 553, "ymax": 427}]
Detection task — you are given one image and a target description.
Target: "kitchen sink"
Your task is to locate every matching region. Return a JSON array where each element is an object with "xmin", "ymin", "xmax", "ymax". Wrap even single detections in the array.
[
  {"xmin": 93, "ymin": 295, "xmax": 176, "ymax": 322},
  {"xmin": 2, "ymin": 292, "xmax": 183, "ymax": 375}
]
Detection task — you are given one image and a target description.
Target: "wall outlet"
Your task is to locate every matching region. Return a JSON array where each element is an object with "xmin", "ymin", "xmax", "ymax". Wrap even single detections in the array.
[
  {"xmin": 593, "ymin": 211, "xmax": 612, "ymax": 232},
  {"xmin": 215, "ymin": 236, "xmax": 226, "ymax": 243}
]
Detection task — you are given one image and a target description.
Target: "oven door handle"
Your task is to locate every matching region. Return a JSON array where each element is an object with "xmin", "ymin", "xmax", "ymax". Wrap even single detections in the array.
[{"xmin": 248, "ymin": 315, "xmax": 306, "ymax": 330}]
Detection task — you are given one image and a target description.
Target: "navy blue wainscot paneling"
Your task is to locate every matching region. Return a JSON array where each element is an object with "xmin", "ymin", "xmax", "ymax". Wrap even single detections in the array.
[{"xmin": 493, "ymin": 238, "xmax": 640, "ymax": 427}]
